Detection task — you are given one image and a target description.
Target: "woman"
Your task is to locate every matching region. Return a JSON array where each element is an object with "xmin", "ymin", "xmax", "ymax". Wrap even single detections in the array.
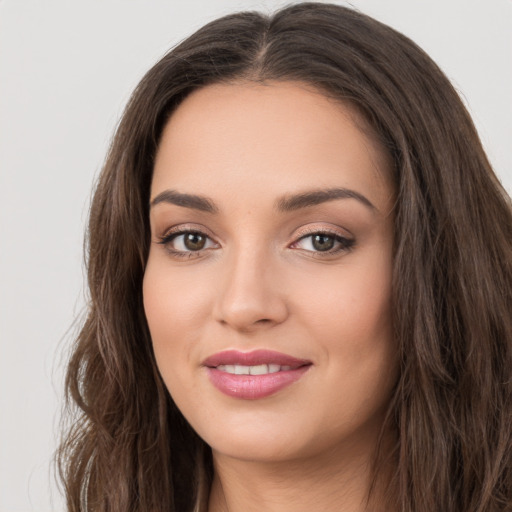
[{"xmin": 58, "ymin": 3, "xmax": 512, "ymax": 511}]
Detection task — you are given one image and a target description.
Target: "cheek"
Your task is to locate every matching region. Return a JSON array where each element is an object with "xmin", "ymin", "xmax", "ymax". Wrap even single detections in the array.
[
  {"xmin": 300, "ymin": 268, "xmax": 395, "ymax": 432},
  {"xmin": 294, "ymin": 258, "xmax": 393, "ymax": 347},
  {"xmin": 294, "ymin": 255, "xmax": 396, "ymax": 401},
  {"xmin": 143, "ymin": 253, "xmax": 215, "ymax": 325},
  {"xmin": 142, "ymin": 257, "xmax": 213, "ymax": 378}
]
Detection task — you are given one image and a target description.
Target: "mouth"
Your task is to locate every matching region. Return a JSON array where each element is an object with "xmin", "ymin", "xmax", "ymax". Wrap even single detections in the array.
[
  {"xmin": 202, "ymin": 350, "xmax": 312, "ymax": 400},
  {"xmin": 215, "ymin": 363, "xmax": 294, "ymax": 375}
]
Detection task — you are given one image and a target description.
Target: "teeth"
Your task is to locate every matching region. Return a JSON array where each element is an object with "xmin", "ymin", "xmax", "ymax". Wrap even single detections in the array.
[
  {"xmin": 216, "ymin": 364, "xmax": 292, "ymax": 375},
  {"xmin": 234, "ymin": 365, "xmax": 250, "ymax": 375},
  {"xmin": 268, "ymin": 364, "xmax": 280, "ymax": 373},
  {"xmin": 250, "ymin": 364, "xmax": 268, "ymax": 375}
]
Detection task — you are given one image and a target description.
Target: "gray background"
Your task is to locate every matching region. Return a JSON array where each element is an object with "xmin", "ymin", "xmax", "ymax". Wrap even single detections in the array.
[{"xmin": 1, "ymin": 0, "xmax": 511, "ymax": 510}]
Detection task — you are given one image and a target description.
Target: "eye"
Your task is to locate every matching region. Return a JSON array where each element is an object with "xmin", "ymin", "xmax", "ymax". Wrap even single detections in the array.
[
  {"xmin": 158, "ymin": 230, "xmax": 218, "ymax": 256},
  {"xmin": 291, "ymin": 231, "xmax": 354, "ymax": 254}
]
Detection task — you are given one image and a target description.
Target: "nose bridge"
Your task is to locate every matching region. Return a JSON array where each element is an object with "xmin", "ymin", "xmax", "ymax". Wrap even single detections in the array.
[{"xmin": 214, "ymin": 240, "xmax": 288, "ymax": 331}]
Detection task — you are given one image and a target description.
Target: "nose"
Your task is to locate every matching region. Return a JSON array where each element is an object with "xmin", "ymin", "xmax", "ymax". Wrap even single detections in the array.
[{"xmin": 213, "ymin": 246, "xmax": 289, "ymax": 333}]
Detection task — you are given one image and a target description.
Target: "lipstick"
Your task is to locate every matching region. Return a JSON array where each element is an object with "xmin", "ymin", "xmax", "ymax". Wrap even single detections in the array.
[{"xmin": 202, "ymin": 350, "xmax": 312, "ymax": 400}]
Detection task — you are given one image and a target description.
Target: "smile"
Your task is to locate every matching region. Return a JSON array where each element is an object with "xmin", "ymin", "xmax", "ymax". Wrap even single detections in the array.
[
  {"xmin": 216, "ymin": 364, "xmax": 291, "ymax": 375},
  {"xmin": 203, "ymin": 350, "xmax": 312, "ymax": 400}
]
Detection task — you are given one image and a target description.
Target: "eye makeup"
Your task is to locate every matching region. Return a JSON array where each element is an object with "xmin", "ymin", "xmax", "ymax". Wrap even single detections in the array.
[{"xmin": 156, "ymin": 224, "xmax": 355, "ymax": 260}]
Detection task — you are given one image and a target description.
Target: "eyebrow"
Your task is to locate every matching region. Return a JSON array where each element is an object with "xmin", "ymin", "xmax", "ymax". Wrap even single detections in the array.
[
  {"xmin": 150, "ymin": 190, "xmax": 219, "ymax": 213},
  {"xmin": 275, "ymin": 188, "xmax": 375, "ymax": 212},
  {"xmin": 150, "ymin": 187, "xmax": 375, "ymax": 213}
]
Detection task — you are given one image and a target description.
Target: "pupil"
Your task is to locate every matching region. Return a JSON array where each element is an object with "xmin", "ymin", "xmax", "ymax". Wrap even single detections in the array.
[
  {"xmin": 184, "ymin": 233, "xmax": 206, "ymax": 251},
  {"xmin": 313, "ymin": 234, "xmax": 334, "ymax": 251}
]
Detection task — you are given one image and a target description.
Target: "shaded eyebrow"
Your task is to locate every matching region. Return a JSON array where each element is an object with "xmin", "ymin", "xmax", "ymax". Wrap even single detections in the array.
[
  {"xmin": 275, "ymin": 188, "xmax": 376, "ymax": 212},
  {"xmin": 150, "ymin": 187, "xmax": 376, "ymax": 215},
  {"xmin": 150, "ymin": 190, "xmax": 219, "ymax": 214}
]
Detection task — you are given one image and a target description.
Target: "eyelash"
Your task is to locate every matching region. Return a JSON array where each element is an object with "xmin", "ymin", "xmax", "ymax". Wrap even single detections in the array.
[
  {"xmin": 157, "ymin": 227, "xmax": 355, "ymax": 259},
  {"xmin": 290, "ymin": 228, "xmax": 355, "ymax": 256},
  {"xmin": 157, "ymin": 229, "xmax": 217, "ymax": 259}
]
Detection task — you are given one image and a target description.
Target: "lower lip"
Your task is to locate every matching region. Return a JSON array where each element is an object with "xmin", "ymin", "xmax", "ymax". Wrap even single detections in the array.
[{"xmin": 205, "ymin": 366, "xmax": 311, "ymax": 400}]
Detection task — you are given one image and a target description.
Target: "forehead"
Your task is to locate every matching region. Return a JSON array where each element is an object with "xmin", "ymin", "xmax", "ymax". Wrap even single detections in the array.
[{"xmin": 151, "ymin": 81, "xmax": 393, "ymax": 213}]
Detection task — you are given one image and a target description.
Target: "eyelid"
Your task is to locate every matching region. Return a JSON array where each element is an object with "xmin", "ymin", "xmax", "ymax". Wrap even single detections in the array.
[
  {"xmin": 294, "ymin": 224, "xmax": 350, "ymax": 237},
  {"xmin": 291, "ymin": 223, "xmax": 353, "ymax": 243},
  {"xmin": 158, "ymin": 223, "xmax": 217, "ymax": 242},
  {"xmin": 154, "ymin": 222, "xmax": 354, "ymax": 258},
  {"xmin": 289, "ymin": 225, "xmax": 355, "ymax": 255},
  {"xmin": 156, "ymin": 223, "xmax": 220, "ymax": 258}
]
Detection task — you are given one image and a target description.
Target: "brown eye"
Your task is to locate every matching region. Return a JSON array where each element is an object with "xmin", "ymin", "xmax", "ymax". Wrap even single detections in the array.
[
  {"xmin": 183, "ymin": 232, "xmax": 207, "ymax": 251},
  {"xmin": 292, "ymin": 231, "xmax": 355, "ymax": 255},
  {"xmin": 158, "ymin": 230, "xmax": 217, "ymax": 255},
  {"xmin": 311, "ymin": 234, "xmax": 335, "ymax": 251}
]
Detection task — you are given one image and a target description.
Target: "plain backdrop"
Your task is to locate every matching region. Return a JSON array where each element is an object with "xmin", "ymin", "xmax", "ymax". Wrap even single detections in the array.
[{"xmin": 1, "ymin": 1, "xmax": 511, "ymax": 510}]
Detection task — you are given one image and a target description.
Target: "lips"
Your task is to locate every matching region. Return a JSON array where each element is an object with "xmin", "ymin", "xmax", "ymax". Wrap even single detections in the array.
[{"xmin": 202, "ymin": 350, "xmax": 312, "ymax": 400}]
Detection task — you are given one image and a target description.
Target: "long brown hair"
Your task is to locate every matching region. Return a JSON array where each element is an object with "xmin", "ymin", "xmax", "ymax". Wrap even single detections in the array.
[{"xmin": 58, "ymin": 3, "xmax": 512, "ymax": 511}]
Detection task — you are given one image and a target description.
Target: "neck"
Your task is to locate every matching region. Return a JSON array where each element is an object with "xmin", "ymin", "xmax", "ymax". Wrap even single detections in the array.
[{"xmin": 207, "ymin": 434, "xmax": 396, "ymax": 512}]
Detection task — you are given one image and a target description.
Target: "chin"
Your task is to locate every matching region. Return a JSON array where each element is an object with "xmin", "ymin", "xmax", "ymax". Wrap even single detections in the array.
[{"xmin": 186, "ymin": 407, "xmax": 316, "ymax": 462}]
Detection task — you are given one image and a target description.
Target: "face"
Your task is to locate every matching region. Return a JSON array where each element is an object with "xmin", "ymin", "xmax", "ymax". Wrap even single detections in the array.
[{"xmin": 143, "ymin": 81, "xmax": 397, "ymax": 464}]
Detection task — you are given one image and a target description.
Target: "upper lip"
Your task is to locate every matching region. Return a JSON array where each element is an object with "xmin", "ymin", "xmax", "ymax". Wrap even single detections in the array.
[{"xmin": 202, "ymin": 349, "xmax": 312, "ymax": 369}]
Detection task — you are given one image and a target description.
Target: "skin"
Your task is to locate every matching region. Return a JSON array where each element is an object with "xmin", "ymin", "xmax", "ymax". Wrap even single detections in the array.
[{"xmin": 143, "ymin": 81, "xmax": 397, "ymax": 511}]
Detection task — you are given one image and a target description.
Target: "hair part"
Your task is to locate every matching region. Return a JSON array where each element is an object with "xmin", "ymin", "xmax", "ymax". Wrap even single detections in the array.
[{"xmin": 58, "ymin": 3, "xmax": 512, "ymax": 511}]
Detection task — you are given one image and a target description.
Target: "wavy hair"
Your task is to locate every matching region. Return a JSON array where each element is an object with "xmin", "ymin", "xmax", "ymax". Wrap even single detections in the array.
[{"xmin": 58, "ymin": 3, "xmax": 512, "ymax": 511}]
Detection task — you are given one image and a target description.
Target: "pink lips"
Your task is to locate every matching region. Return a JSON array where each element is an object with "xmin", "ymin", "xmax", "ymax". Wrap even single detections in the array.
[{"xmin": 202, "ymin": 350, "xmax": 312, "ymax": 400}]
